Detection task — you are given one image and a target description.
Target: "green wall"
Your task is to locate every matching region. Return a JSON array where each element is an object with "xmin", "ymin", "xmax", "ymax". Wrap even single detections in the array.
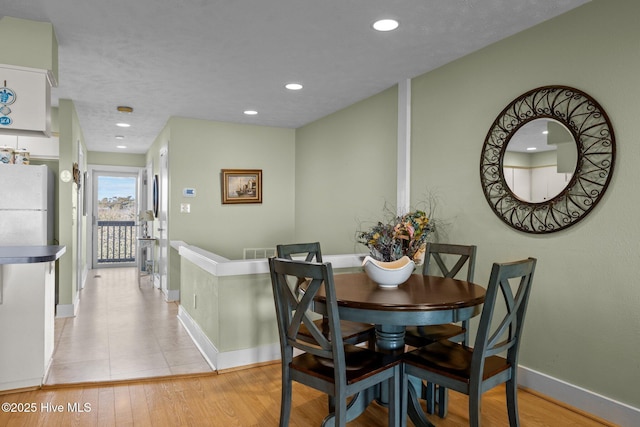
[
  {"xmin": 0, "ymin": 16, "xmax": 58, "ymax": 83},
  {"xmin": 145, "ymin": 118, "xmax": 295, "ymax": 293},
  {"xmin": 87, "ymin": 151, "xmax": 146, "ymax": 167},
  {"xmin": 408, "ymin": 0, "xmax": 639, "ymax": 408},
  {"xmin": 181, "ymin": 259, "xmax": 278, "ymax": 352},
  {"xmin": 165, "ymin": 117, "xmax": 296, "ymax": 259},
  {"xmin": 57, "ymin": 99, "xmax": 87, "ymax": 308},
  {"xmin": 294, "ymin": 86, "xmax": 398, "ymax": 254}
]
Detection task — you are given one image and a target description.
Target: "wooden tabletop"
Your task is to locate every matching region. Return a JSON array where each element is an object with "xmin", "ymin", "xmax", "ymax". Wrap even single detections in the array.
[{"xmin": 320, "ymin": 272, "xmax": 486, "ymax": 312}]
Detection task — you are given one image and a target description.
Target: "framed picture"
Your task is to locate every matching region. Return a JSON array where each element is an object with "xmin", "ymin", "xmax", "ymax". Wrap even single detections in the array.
[{"xmin": 221, "ymin": 169, "xmax": 262, "ymax": 204}]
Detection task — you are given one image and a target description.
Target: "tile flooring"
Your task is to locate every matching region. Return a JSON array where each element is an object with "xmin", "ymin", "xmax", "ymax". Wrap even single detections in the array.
[{"xmin": 45, "ymin": 267, "xmax": 213, "ymax": 385}]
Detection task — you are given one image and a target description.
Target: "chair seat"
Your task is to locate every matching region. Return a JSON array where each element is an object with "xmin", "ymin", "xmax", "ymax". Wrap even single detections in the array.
[
  {"xmin": 291, "ymin": 344, "xmax": 400, "ymax": 386},
  {"xmin": 403, "ymin": 340, "xmax": 511, "ymax": 383},
  {"xmin": 299, "ymin": 319, "xmax": 375, "ymax": 345},
  {"xmin": 404, "ymin": 324, "xmax": 465, "ymax": 347}
]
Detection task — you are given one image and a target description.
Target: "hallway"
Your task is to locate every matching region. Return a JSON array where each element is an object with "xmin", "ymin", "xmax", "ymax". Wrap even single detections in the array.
[{"xmin": 45, "ymin": 267, "xmax": 213, "ymax": 384}]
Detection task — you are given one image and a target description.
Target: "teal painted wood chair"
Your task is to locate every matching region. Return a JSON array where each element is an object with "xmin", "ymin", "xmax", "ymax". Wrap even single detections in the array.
[
  {"xmin": 269, "ymin": 257, "xmax": 401, "ymax": 427},
  {"xmin": 405, "ymin": 243, "xmax": 477, "ymax": 348},
  {"xmin": 404, "ymin": 242, "xmax": 477, "ymax": 416},
  {"xmin": 402, "ymin": 257, "xmax": 537, "ymax": 427},
  {"xmin": 276, "ymin": 243, "xmax": 376, "ymax": 350}
]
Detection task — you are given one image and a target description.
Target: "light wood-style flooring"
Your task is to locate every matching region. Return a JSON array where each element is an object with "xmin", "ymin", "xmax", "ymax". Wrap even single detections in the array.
[
  {"xmin": 1, "ymin": 267, "xmax": 614, "ymax": 426},
  {"xmin": 45, "ymin": 267, "xmax": 212, "ymax": 384},
  {"xmin": 2, "ymin": 362, "xmax": 613, "ymax": 426}
]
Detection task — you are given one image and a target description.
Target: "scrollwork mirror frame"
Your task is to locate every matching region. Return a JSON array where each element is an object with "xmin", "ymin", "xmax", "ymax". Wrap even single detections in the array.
[{"xmin": 480, "ymin": 85, "xmax": 615, "ymax": 234}]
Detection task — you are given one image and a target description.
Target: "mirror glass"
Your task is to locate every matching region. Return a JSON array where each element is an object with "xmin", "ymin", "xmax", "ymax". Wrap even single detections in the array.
[{"xmin": 503, "ymin": 119, "xmax": 577, "ymax": 203}]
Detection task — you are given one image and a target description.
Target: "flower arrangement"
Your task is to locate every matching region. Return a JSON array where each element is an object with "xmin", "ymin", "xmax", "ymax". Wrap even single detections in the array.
[{"xmin": 357, "ymin": 209, "xmax": 433, "ymax": 263}]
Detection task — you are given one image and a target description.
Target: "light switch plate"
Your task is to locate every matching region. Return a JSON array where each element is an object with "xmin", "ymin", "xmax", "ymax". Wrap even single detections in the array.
[{"xmin": 180, "ymin": 203, "xmax": 191, "ymax": 213}]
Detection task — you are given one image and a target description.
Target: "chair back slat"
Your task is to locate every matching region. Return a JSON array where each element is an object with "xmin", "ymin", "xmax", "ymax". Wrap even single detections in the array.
[
  {"xmin": 289, "ymin": 277, "xmax": 331, "ymax": 353},
  {"xmin": 269, "ymin": 257, "xmax": 344, "ymax": 362},
  {"xmin": 422, "ymin": 243, "xmax": 477, "ymax": 282},
  {"xmin": 471, "ymin": 258, "xmax": 536, "ymax": 374},
  {"xmin": 276, "ymin": 242, "xmax": 323, "ymax": 262},
  {"xmin": 276, "ymin": 242, "xmax": 323, "ymax": 294}
]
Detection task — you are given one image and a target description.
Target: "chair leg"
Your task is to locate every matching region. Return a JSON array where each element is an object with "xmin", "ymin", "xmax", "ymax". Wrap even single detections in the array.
[
  {"xmin": 388, "ymin": 366, "xmax": 401, "ymax": 427},
  {"xmin": 400, "ymin": 368, "xmax": 409, "ymax": 427},
  {"xmin": 328, "ymin": 395, "xmax": 335, "ymax": 412},
  {"xmin": 425, "ymin": 381, "xmax": 435, "ymax": 414},
  {"xmin": 368, "ymin": 334, "xmax": 376, "ymax": 350},
  {"xmin": 334, "ymin": 390, "xmax": 348, "ymax": 427},
  {"xmin": 280, "ymin": 378, "xmax": 292, "ymax": 427},
  {"xmin": 468, "ymin": 387, "xmax": 482, "ymax": 427},
  {"xmin": 437, "ymin": 385, "xmax": 448, "ymax": 418},
  {"xmin": 506, "ymin": 379, "xmax": 521, "ymax": 427}
]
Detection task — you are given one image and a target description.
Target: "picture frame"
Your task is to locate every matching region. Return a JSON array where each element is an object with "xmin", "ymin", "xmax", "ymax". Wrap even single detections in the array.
[{"xmin": 221, "ymin": 169, "xmax": 262, "ymax": 204}]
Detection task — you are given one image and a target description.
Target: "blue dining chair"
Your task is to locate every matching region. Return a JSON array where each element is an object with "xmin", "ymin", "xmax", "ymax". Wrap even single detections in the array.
[
  {"xmin": 401, "ymin": 257, "xmax": 537, "ymax": 427},
  {"xmin": 405, "ymin": 243, "xmax": 477, "ymax": 347},
  {"xmin": 276, "ymin": 243, "xmax": 376, "ymax": 350},
  {"xmin": 269, "ymin": 257, "xmax": 401, "ymax": 427},
  {"xmin": 404, "ymin": 242, "xmax": 477, "ymax": 416}
]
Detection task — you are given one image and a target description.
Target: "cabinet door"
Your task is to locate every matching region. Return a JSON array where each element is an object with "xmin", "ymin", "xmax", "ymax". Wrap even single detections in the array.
[{"xmin": 18, "ymin": 135, "xmax": 59, "ymax": 159}]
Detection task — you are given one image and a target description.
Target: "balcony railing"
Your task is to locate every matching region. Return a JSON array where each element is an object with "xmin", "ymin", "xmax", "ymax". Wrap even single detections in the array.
[{"xmin": 97, "ymin": 220, "xmax": 136, "ymax": 263}]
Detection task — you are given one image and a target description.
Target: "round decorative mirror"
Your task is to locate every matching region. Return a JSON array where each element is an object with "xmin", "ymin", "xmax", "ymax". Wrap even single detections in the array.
[{"xmin": 480, "ymin": 86, "xmax": 615, "ymax": 234}]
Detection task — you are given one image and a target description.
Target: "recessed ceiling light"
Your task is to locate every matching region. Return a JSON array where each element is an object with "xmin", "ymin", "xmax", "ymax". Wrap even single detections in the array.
[
  {"xmin": 244, "ymin": 110, "xmax": 258, "ymax": 116},
  {"xmin": 116, "ymin": 123, "xmax": 130, "ymax": 128},
  {"xmin": 526, "ymin": 147, "xmax": 537, "ymax": 151},
  {"xmin": 117, "ymin": 106, "xmax": 133, "ymax": 113},
  {"xmin": 285, "ymin": 83, "xmax": 303, "ymax": 91},
  {"xmin": 373, "ymin": 19, "xmax": 399, "ymax": 32},
  {"xmin": 115, "ymin": 135, "xmax": 124, "ymax": 140},
  {"xmin": 542, "ymin": 130, "xmax": 549, "ymax": 135},
  {"xmin": 116, "ymin": 145, "xmax": 127, "ymax": 149}
]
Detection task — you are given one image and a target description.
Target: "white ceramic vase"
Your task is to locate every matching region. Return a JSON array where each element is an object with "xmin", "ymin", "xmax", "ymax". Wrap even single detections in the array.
[{"xmin": 362, "ymin": 255, "xmax": 415, "ymax": 288}]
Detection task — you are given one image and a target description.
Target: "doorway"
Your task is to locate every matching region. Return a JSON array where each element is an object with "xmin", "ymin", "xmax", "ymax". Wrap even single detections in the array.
[{"xmin": 91, "ymin": 168, "xmax": 140, "ymax": 268}]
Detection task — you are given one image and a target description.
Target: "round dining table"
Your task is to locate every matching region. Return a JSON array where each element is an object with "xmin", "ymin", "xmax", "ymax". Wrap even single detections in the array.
[{"xmin": 313, "ymin": 271, "xmax": 486, "ymax": 427}]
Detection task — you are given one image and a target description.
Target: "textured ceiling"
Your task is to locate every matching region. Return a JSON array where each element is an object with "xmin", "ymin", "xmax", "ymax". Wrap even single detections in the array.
[{"xmin": 1, "ymin": 0, "xmax": 589, "ymax": 153}]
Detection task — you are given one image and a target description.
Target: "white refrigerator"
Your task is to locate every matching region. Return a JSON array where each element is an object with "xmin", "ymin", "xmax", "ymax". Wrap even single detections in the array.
[
  {"xmin": 0, "ymin": 164, "xmax": 57, "ymax": 390},
  {"xmin": 0, "ymin": 164, "xmax": 55, "ymax": 245}
]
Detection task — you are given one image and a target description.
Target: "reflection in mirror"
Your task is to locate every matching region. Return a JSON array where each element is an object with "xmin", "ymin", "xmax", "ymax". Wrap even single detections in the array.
[{"xmin": 503, "ymin": 119, "xmax": 577, "ymax": 203}]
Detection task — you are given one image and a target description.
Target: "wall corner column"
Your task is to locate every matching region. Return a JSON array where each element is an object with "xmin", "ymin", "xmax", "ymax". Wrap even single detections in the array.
[{"xmin": 397, "ymin": 79, "xmax": 411, "ymax": 215}]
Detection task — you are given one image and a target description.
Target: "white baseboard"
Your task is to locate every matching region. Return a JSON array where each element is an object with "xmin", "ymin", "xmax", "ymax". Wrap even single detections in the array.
[
  {"xmin": 215, "ymin": 343, "xmax": 281, "ymax": 371},
  {"xmin": 177, "ymin": 305, "xmax": 281, "ymax": 372},
  {"xmin": 0, "ymin": 376, "xmax": 42, "ymax": 392},
  {"xmin": 56, "ymin": 304, "xmax": 74, "ymax": 318},
  {"xmin": 519, "ymin": 365, "xmax": 640, "ymax": 427},
  {"xmin": 165, "ymin": 288, "xmax": 180, "ymax": 302},
  {"xmin": 177, "ymin": 306, "xmax": 217, "ymax": 370}
]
